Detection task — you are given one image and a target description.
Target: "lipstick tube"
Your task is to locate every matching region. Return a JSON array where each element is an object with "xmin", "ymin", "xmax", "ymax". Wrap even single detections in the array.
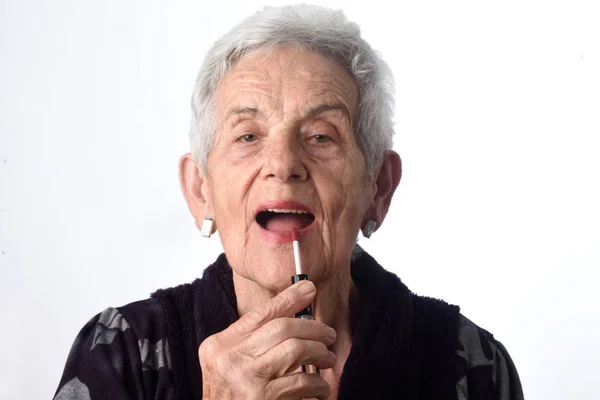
[
  {"xmin": 291, "ymin": 229, "xmax": 320, "ymax": 375},
  {"xmin": 291, "ymin": 273, "xmax": 320, "ymax": 374}
]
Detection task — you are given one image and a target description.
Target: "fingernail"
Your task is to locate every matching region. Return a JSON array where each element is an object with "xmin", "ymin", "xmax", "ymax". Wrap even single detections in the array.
[{"xmin": 297, "ymin": 281, "xmax": 315, "ymax": 294}]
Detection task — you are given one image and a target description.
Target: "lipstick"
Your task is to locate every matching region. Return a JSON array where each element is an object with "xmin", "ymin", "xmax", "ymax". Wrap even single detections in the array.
[{"xmin": 291, "ymin": 229, "xmax": 320, "ymax": 375}]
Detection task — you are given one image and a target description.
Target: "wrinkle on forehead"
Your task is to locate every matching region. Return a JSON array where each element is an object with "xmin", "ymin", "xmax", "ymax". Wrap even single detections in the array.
[{"xmin": 215, "ymin": 46, "xmax": 358, "ymax": 127}]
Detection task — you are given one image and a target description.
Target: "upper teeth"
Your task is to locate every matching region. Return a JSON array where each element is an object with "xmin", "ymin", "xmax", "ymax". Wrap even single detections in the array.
[{"xmin": 265, "ymin": 208, "xmax": 309, "ymax": 214}]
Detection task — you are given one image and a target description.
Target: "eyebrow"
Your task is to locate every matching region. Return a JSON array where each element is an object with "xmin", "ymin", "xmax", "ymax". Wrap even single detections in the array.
[
  {"xmin": 224, "ymin": 106, "xmax": 264, "ymax": 123},
  {"xmin": 308, "ymin": 103, "xmax": 351, "ymax": 122},
  {"xmin": 224, "ymin": 103, "xmax": 352, "ymax": 124}
]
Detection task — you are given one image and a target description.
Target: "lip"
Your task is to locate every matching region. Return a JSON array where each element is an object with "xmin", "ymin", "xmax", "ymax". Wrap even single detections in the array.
[
  {"xmin": 255, "ymin": 200, "xmax": 316, "ymax": 243},
  {"xmin": 255, "ymin": 200, "xmax": 314, "ymax": 216}
]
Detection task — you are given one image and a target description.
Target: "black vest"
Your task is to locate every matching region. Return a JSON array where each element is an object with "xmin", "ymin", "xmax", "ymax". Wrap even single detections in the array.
[{"xmin": 152, "ymin": 248, "xmax": 460, "ymax": 400}]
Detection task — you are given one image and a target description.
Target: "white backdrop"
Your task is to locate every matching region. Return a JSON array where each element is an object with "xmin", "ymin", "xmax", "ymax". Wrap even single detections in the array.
[{"xmin": 1, "ymin": 0, "xmax": 599, "ymax": 398}]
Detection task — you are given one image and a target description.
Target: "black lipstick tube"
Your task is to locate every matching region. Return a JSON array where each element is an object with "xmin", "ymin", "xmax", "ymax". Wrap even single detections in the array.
[{"xmin": 291, "ymin": 273, "xmax": 320, "ymax": 375}]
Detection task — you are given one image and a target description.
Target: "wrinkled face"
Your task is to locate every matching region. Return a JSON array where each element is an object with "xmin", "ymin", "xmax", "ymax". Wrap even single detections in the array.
[{"xmin": 204, "ymin": 46, "xmax": 375, "ymax": 292}]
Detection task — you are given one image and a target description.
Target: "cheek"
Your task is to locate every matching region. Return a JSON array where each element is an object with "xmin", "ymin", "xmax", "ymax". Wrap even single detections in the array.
[
  {"xmin": 209, "ymin": 165, "xmax": 252, "ymax": 232},
  {"xmin": 319, "ymin": 154, "xmax": 371, "ymax": 232}
]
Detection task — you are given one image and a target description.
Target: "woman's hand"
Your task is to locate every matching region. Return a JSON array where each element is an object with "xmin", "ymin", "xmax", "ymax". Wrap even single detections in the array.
[{"xmin": 198, "ymin": 280, "xmax": 337, "ymax": 400}]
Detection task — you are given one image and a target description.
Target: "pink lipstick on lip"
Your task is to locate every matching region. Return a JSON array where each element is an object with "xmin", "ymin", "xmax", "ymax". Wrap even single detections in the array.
[{"xmin": 290, "ymin": 228, "xmax": 320, "ymax": 375}]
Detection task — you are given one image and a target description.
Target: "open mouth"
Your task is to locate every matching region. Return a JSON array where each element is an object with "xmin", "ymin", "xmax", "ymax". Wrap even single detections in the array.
[{"xmin": 256, "ymin": 208, "xmax": 316, "ymax": 232}]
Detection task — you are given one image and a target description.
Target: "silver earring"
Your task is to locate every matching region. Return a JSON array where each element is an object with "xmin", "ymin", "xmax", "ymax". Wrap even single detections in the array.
[
  {"xmin": 363, "ymin": 219, "xmax": 377, "ymax": 238},
  {"xmin": 201, "ymin": 218, "xmax": 215, "ymax": 238}
]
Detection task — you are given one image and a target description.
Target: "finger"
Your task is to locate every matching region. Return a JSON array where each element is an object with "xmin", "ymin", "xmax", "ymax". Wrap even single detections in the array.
[
  {"xmin": 256, "ymin": 338, "xmax": 336, "ymax": 378},
  {"xmin": 242, "ymin": 317, "xmax": 337, "ymax": 357},
  {"xmin": 265, "ymin": 372, "xmax": 330, "ymax": 400},
  {"xmin": 230, "ymin": 280, "xmax": 316, "ymax": 336}
]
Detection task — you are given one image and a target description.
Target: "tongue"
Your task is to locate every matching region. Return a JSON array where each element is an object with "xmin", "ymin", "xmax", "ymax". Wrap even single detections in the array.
[{"xmin": 265, "ymin": 213, "xmax": 313, "ymax": 232}]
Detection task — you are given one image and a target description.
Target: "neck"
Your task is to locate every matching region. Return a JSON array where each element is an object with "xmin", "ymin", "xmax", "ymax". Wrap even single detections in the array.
[{"xmin": 232, "ymin": 262, "xmax": 355, "ymax": 375}]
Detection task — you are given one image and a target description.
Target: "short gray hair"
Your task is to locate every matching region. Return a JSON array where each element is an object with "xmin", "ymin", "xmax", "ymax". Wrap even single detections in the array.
[{"xmin": 189, "ymin": 4, "xmax": 396, "ymax": 176}]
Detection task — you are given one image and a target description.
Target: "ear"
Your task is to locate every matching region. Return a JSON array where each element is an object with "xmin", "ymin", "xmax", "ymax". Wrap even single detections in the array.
[
  {"xmin": 179, "ymin": 153, "xmax": 216, "ymax": 234},
  {"xmin": 362, "ymin": 150, "xmax": 402, "ymax": 234}
]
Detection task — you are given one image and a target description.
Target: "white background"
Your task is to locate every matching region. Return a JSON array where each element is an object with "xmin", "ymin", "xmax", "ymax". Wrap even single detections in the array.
[{"xmin": 1, "ymin": 0, "xmax": 599, "ymax": 398}]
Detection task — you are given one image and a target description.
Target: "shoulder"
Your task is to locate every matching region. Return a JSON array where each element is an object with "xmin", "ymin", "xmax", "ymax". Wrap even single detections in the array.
[
  {"xmin": 69, "ymin": 297, "xmax": 167, "ymax": 357},
  {"xmin": 54, "ymin": 298, "xmax": 174, "ymax": 399},
  {"xmin": 116, "ymin": 297, "xmax": 167, "ymax": 343},
  {"xmin": 456, "ymin": 314, "xmax": 524, "ymax": 400},
  {"xmin": 85, "ymin": 297, "xmax": 169, "ymax": 359},
  {"xmin": 456, "ymin": 314, "xmax": 497, "ymax": 368},
  {"xmin": 116, "ymin": 297, "xmax": 173, "ymax": 372}
]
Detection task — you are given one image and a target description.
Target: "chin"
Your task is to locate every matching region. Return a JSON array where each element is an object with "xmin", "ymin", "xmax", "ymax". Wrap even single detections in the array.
[{"xmin": 241, "ymin": 249, "xmax": 298, "ymax": 293}]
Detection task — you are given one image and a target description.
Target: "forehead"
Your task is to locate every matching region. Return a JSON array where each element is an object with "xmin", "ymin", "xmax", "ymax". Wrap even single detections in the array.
[{"xmin": 214, "ymin": 46, "xmax": 358, "ymax": 121}]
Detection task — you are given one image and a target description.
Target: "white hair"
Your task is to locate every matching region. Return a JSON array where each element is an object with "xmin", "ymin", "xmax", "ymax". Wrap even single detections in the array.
[{"xmin": 189, "ymin": 4, "xmax": 396, "ymax": 176}]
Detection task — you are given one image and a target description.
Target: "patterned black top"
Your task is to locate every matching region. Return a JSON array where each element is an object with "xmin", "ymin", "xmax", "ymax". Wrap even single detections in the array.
[{"xmin": 53, "ymin": 297, "xmax": 524, "ymax": 399}]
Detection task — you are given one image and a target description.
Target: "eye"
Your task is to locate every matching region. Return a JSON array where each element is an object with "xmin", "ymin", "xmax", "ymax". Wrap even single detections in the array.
[
  {"xmin": 237, "ymin": 133, "xmax": 258, "ymax": 143},
  {"xmin": 311, "ymin": 134, "xmax": 331, "ymax": 144}
]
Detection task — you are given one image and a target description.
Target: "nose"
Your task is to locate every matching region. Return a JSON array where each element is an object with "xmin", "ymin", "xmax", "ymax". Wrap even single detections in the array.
[{"xmin": 262, "ymin": 134, "xmax": 307, "ymax": 182}]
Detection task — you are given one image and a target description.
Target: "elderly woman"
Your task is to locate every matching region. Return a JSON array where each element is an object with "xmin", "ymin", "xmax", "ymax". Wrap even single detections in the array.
[{"xmin": 54, "ymin": 4, "xmax": 523, "ymax": 400}]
